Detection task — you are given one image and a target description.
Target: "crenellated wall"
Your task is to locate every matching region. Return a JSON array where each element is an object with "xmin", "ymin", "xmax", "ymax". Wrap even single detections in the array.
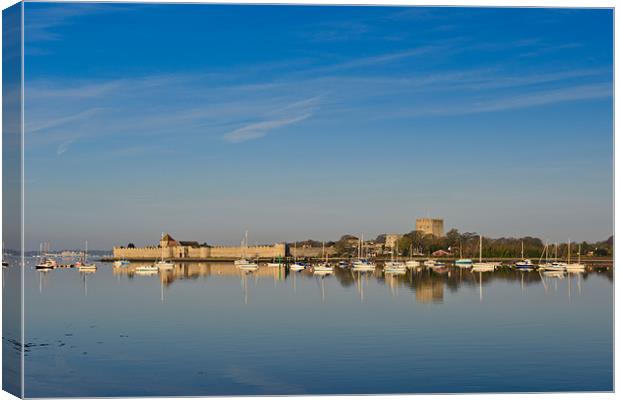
[
  {"xmin": 289, "ymin": 246, "xmax": 337, "ymax": 258},
  {"xmin": 113, "ymin": 243, "xmax": 286, "ymax": 260}
]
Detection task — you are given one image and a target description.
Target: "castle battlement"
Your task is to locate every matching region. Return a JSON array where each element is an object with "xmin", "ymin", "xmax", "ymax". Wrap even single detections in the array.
[{"xmin": 113, "ymin": 233, "xmax": 286, "ymax": 260}]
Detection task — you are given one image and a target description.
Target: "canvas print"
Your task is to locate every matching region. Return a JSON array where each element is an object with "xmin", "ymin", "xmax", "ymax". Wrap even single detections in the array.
[{"xmin": 2, "ymin": 2, "xmax": 614, "ymax": 398}]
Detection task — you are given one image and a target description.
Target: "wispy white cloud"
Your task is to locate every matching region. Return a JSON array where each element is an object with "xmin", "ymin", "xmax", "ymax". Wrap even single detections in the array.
[
  {"xmin": 312, "ymin": 45, "xmax": 444, "ymax": 74},
  {"xmin": 223, "ymin": 95, "xmax": 321, "ymax": 143},
  {"xmin": 471, "ymin": 82, "xmax": 611, "ymax": 113},
  {"xmin": 395, "ymin": 82, "xmax": 611, "ymax": 117},
  {"xmin": 23, "ymin": 43, "xmax": 610, "ymax": 155},
  {"xmin": 25, "ymin": 3, "xmax": 135, "ymax": 43},
  {"xmin": 223, "ymin": 113, "xmax": 312, "ymax": 144},
  {"xmin": 56, "ymin": 139, "xmax": 74, "ymax": 156},
  {"xmin": 26, "ymin": 108, "xmax": 102, "ymax": 134}
]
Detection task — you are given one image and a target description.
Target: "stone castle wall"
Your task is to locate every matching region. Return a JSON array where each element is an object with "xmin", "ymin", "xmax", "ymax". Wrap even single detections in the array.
[
  {"xmin": 113, "ymin": 243, "xmax": 286, "ymax": 260},
  {"xmin": 290, "ymin": 246, "xmax": 337, "ymax": 258}
]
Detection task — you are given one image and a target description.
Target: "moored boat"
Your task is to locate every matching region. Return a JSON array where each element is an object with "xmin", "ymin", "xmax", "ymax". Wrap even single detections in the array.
[
  {"xmin": 289, "ymin": 262, "xmax": 306, "ymax": 271},
  {"xmin": 471, "ymin": 235, "xmax": 498, "ymax": 272},
  {"xmin": 455, "ymin": 258, "xmax": 473, "ymax": 267},
  {"xmin": 515, "ymin": 259, "xmax": 536, "ymax": 269},
  {"xmin": 352, "ymin": 235, "xmax": 376, "ymax": 271},
  {"xmin": 135, "ymin": 264, "xmax": 159, "ymax": 272},
  {"xmin": 113, "ymin": 260, "xmax": 130, "ymax": 267}
]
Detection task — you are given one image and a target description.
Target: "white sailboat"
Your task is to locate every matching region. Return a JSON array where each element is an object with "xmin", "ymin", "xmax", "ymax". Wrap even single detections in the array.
[
  {"xmin": 154, "ymin": 233, "xmax": 174, "ymax": 270},
  {"xmin": 384, "ymin": 242, "xmax": 406, "ymax": 273},
  {"xmin": 565, "ymin": 241, "xmax": 586, "ymax": 272},
  {"xmin": 35, "ymin": 243, "xmax": 57, "ymax": 269},
  {"xmin": 471, "ymin": 235, "xmax": 497, "ymax": 272},
  {"xmin": 235, "ymin": 230, "xmax": 258, "ymax": 270},
  {"xmin": 352, "ymin": 234, "xmax": 376, "ymax": 272},
  {"xmin": 539, "ymin": 243, "xmax": 566, "ymax": 272},
  {"xmin": 113, "ymin": 260, "xmax": 130, "ymax": 267},
  {"xmin": 135, "ymin": 264, "xmax": 159, "ymax": 274},
  {"xmin": 515, "ymin": 240, "xmax": 537, "ymax": 269},
  {"xmin": 454, "ymin": 241, "xmax": 473, "ymax": 267},
  {"xmin": 289, "ymin": 242, "xmax": 306, "ymax": 271},
  {"xmin": 266, "ymin": 257, "xmax": 283, "ymax": 268},
  {"xmin": 405, "ymin": 245, "xmax": 420, "ymax": 268},
  {"xmin": 2, "ymin": 241, "xmax": 8, "ymax": 267},
  {"xmin": 77, "ymin": 241, "xmax": 97, "ymax": 271},
  {"xmin": 313, "ymin": 241, "xmax": 333, "ymax": 274}
]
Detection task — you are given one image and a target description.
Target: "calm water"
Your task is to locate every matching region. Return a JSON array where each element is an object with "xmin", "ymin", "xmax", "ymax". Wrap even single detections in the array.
[{"xmin": 12, "ymin": 258, "xmax": 613, "ymax": 397}]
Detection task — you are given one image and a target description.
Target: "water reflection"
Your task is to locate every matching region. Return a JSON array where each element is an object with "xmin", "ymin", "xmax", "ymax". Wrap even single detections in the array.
[
  {"xmin": 20, "ymin": 256, "xmax": 613, "ymax": 397},
  {"xmin": 25, "ymin": 259, "xmax": 613, "ymax": 306}
]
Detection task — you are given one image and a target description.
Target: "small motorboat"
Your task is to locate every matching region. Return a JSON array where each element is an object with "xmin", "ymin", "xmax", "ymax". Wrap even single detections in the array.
[
  {"xmin": 113, "ymin": 260, "xmax": 130, "ymax": 267},
  {"xmin": 155, "ymin": 260, "xmax": 174, "ymax": 270},
  {"xmin": 515, "ymin": 259, "xmax": 537, "ymax": 269},
  {"xmin": 135, "ymin": 265, "xmax": 159, "ymax": 272},
  {"xmin": 471, "ymin": 262, "xmax": 496, "ymax": 272},
  {"xmin": 455, "ymin": 258, "xmax": 473, "ymax": 267},
  {"xmin": 289, "ymin": 262, "xmax": 306, "ymax": 271},
  {"xmin": 237, "ymin": 261, "xmax": 259, "ymax": 271},
  {"xmin": 384, "ymin": 261, "xmax": 406, "ymax": 274},
  {"xmin": 352, "ymin": 259, "xmax": 376, "ymax": 272},
  {"xmin": 266, "ymin": 262, "xmax": 282, "ymax": 267},
  {"xmin": 564, "ymin": 263, "xmax": 586, "ymax": 273},
  {"xmin": 313, "ymin": 263, "xmax": 334, "ymax": 274},
  {"xmin": 36, "ymin": 258, "xmax": 57, "ymax": 270},
  {"xmin": 539, "ymin": 262, "xmax": 567, "ymax": 272}
]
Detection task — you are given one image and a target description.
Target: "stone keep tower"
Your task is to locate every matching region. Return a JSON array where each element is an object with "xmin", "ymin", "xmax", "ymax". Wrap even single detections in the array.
[{"xmin": 415, "ymin": 218, "xmax": 444, "ymax": 237}]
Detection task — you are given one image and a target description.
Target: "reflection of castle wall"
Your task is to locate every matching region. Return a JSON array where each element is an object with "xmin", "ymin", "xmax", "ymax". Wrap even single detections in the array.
[
  {"xmin": 113, "ymin": 262, "xmax": 287, "ymax": 285},
  {"xmin": 113, "ymin": 243, "xmax": 286, "ymax": 260},
  {"xmin": 415, "ymin": 280, "xmax": 444, "ymax": 303}
]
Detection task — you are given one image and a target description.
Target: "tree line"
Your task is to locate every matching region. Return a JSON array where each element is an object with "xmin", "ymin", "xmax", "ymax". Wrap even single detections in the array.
[{"xmin": 327, "ymin": 230, "xmax": 613, "ymax": 258}]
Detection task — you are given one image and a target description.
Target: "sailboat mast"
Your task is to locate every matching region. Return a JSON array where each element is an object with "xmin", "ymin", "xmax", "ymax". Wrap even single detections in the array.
[
  {"xmin": 568, "ymin": 239, "xmax": 571, "ymax": 264},
  {"xmin": 521, "ymin": 240, "xmax": 524, "ymax": 259},
  {"xmin": 396, "ymin": 241, "xmax": 398, "ymax": 262},
  {"xmin": 361, "ymin": 233, "xmax": 366, "ymax": 257},
  {"xmin": 479, "ymin": 235, "xmax": 482, "ymax": 263}
]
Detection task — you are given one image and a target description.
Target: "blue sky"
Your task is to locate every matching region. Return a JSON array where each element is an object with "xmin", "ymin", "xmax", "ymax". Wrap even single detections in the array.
[{"xmin": 23, "ymin": 3, "xmax": 613, "ymax": 250}]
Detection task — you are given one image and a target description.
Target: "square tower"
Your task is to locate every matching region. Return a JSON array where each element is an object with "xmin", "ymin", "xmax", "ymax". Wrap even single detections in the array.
[{"xmin": 415, "ymin": 218, "xmax": 444, "ymax": 237}]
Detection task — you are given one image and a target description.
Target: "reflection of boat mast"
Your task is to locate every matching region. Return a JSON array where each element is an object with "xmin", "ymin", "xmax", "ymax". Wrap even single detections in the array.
[
  {"xmin": 539, "ymin": 270, "xmax": 549, "ymax": 293},
  {"xmin": 316, "ymin": 275, "xmax": 327, "ymax": 302},
  {"xmin": 472, "ymin": 270, "xmax": 483, "ymax": 301},
  {"xmin": 82, "ymin": 272, "xmax": 88, "ymax": 296},
  {"xmin": 356, "ymin": 271, "xmax": 366, "ymax": 303},
  {"xmin": 478, "ymin": 271, "xmax": 482, "ymax": 301},
  {"xmin": 39, "ymin": 271, "xmax": 44, "ymax": 293},
  {"xmin": 241, "ymin": 272, "xmax": 249, "ymax": 304}
]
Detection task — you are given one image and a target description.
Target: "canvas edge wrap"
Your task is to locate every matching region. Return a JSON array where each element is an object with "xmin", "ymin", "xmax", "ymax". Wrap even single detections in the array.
[{"xmin": 2, "ymin": 1, "xmax": 24, "ymax": 398}]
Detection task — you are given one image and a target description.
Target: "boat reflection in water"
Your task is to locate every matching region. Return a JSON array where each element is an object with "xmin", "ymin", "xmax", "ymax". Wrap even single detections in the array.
[
  {"xmin": 105, "ymin": 260, "xmax": 612, "ymax": 303},
  {"xmin": 21, "ymin": 256, "xmax": 613, "ymax": 397},
  {"xmin": 27, "ymin": 258, "xmax": 611, "ymax": 307}
]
